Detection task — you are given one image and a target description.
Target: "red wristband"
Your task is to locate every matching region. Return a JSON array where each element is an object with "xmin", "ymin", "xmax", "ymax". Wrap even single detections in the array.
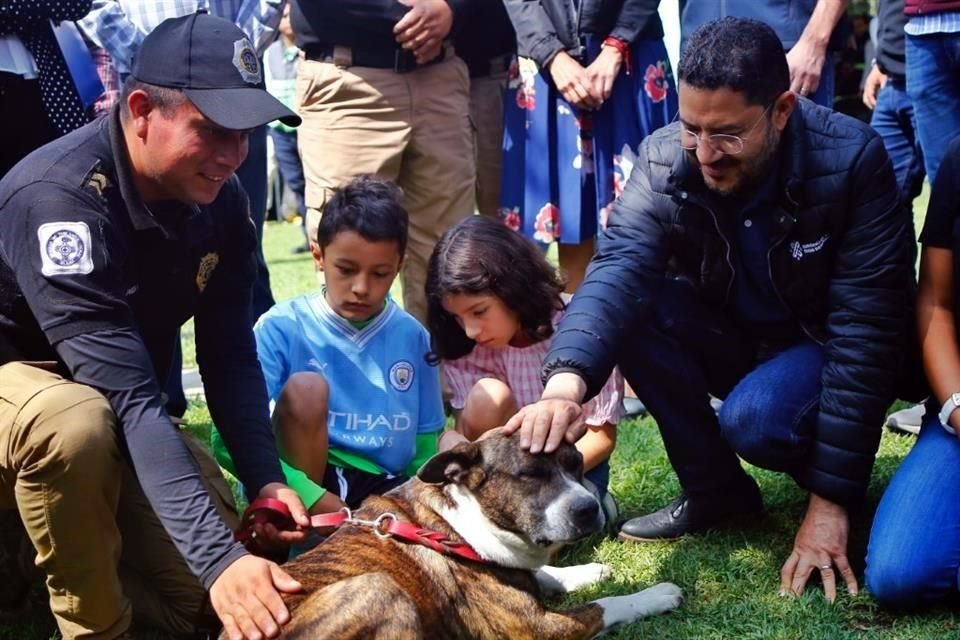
[{"xmin": 602, "ymin": 36, "xmax": 631, "ymax": 75}]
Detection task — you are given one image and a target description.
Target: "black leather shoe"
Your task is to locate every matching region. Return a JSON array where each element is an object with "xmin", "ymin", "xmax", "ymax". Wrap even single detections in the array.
[{"xmin": 617, "ymin": 480, "xmax": 763, "ymax": 542}]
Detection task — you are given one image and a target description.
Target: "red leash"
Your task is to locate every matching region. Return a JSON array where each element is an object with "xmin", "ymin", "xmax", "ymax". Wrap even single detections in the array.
[{"xmin": 237, "ymin": 498, "xmax": 484, "ymax": 563}]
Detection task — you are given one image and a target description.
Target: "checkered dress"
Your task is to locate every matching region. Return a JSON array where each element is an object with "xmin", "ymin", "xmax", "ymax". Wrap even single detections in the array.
[{"xmin": 445, "ymin": 312, "xmax": 624, "ymax": 427}]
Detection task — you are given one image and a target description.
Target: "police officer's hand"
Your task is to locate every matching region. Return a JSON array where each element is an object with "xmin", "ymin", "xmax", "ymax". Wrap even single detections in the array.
[
  {"xmin": 211, "ymin": 554, "xmax": 302, "ymax": 640},
  {"xmin": 253, "ymin": 482, "xmax": 310, "ymax": 547},
  {"xmin": 395, "ymin": 0, "xmax": 453, "ymax": 64}
]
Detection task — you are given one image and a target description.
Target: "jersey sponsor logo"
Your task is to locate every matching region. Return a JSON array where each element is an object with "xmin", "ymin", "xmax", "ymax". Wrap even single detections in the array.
[
  {"xmin": 329, "ymin": 412, "xmax": 412, "ymax": 431},
  {"xmin": 789, "ymin": 234, "xmax": 829, "ymax": 261},
  {"xmin": 38, "ymin": 221, "xmax": 94, "ymax": 276},
  {"xmin": 195, "ymin": 252, "xmax": 219, "ymax": 293},
  {"xmin": 389, "ymin": 360, "xmax": 414, "ymax": 391},
  {"xmin": 233, "ymin": 38, "xmax": 262, "ymax": 84}
]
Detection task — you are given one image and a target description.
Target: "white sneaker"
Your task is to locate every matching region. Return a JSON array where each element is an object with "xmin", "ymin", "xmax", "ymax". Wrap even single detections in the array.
[{"xmin": 885, "ymin": 404, "xmax": 925, "ymax": 435}]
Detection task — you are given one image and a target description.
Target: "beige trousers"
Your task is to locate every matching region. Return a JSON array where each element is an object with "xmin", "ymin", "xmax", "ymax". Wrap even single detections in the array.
[
  {"xmin": 469, "ymin": 66, "xmax": 509, "ymax": 218},
  {"xmin": 0, "ymin": 362, "xmax": 237, "ymax": 639},
  {"xmin": 297, "ymin": 53, "xmax": 476, "ymax": 323}
]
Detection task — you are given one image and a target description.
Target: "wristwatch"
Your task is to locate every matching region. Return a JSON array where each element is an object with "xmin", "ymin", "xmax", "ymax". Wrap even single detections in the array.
[{"xmin": 938, "ymin": 392, "xmax": 960, "ymax": 434}]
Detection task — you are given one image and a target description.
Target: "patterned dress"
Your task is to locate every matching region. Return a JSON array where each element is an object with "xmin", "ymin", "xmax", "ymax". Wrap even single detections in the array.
[{"xmin": 500, "ymin": 34, "xmax": 677, "ymax": 245}]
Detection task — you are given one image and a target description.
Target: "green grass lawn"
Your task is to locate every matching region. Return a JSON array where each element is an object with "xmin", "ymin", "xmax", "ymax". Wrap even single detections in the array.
[{"xmin": 5, "ymin": 206, "xmax": 955, "ymax": 639}]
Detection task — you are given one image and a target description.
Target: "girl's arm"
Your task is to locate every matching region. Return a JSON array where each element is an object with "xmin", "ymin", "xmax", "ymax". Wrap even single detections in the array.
[{"xmin": 576, "ymin": 422, "xmax": 617, "ymax": 472}]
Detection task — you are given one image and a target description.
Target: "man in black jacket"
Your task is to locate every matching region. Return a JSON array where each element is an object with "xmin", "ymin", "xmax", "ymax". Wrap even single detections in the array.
[{"xmin": 506, "ymin": 17, "xmax": 917, "ymax": 602}]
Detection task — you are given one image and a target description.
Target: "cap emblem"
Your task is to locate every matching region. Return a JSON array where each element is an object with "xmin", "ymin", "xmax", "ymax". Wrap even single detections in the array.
[{"xmin": 232, "ymin": 38, "xmax": 261, "ymax": 84}]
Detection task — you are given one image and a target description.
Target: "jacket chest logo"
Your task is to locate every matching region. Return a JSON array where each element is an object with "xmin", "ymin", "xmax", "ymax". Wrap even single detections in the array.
[
  {"xmin": 196, "ymin": 252, "xmax": 220, "ymax": 292},
  {"xmin": 789, "ymin": 234, "xmax": 829, "ymax": 261}
]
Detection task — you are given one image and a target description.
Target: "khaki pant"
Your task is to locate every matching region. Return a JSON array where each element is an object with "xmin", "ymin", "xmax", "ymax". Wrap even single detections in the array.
[
  {"xmin": 0, "ymin": 363, "xmax": 237, "ymax": 639},
  {"xmin": 297, "ymin": 53, "xmax": 476, "ymax": 323},
  {"xmin": 469, "ymin": 66, "xmax": 509, "ymax": 218}
]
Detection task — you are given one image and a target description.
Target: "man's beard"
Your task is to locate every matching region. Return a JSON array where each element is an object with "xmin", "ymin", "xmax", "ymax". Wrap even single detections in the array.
[{"xmin": 704, "ymin": 126, "xmax": 780, "ymax": 198}]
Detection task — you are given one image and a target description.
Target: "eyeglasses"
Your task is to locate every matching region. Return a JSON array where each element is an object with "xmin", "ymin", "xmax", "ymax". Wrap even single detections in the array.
[{"xmin": 679, "ymin": 105, "xmax": 772, "ymax": 155}]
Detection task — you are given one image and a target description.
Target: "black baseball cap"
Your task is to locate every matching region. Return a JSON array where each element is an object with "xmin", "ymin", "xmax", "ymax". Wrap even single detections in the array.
[{"xmin": 131, "ymin": 12, "xmax": 300, "ymax": 130}]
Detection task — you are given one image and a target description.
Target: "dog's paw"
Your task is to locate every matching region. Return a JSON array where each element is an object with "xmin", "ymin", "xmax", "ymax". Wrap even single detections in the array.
[
  {"xmin": 641, "ymin": 582, "xmax": 683, "ymax": 613},
  {"xmin": 535, "ymin": 563, "xmax": 612, "ymax": 594},
  {"xmin": 570, "ymin": 562, "xmax": 612, "ymax": 587}
]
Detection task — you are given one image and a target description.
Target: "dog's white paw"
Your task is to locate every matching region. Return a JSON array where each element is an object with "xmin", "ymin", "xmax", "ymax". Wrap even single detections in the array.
[
  {"xmin": 535, "ymin": 563, "xmax": 612, "ymax": 594},
  {"xmin": 640, "ymin": 582, "xmax": 683, "ymax": 614},
  {"xmin": 569, "ymin": 562, "xmax": 612, "ymax": 587},
  {"xmin": 595, "ymin": 582, "xmax": 683, "ymax": 629}
]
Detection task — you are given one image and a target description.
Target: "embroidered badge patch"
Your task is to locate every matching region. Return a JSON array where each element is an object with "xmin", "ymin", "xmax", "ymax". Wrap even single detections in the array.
[
  {"xmin": 789, "ymin": 234, "xmax": 830, "ymax": 261},
  {"xmin": 389, "ymin": 361, "xmax": 414, "ymax": 392},
  {"xmin": 232, "ymin": 38, "xmax": 262, "ymax": 84},
  {"xmin": 38, "ymin": 221, "xmax": 94, "ymax": 276},
  {"xmin": 196, "ymin": 252, "xmax": 220, "ymax": 293}
]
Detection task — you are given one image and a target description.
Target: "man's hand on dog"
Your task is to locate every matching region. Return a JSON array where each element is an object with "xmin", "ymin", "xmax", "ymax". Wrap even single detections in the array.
[
  {"xmin": 503, "ymin": 372, "xmax": 588, "ymax": 453},
  {"xmin": 779, "ymin": 493, "xmax": 858, "ymax": 603},
  {"xmin": 211, "ymin": 554, "xmax": 302, "ymax": 640}
]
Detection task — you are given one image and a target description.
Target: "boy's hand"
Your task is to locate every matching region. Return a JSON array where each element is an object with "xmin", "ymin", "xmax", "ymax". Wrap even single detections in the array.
[
  {"xmin": 254, "ymin": 482, "xmax": 310, "ymax": 546},
  {"xmin": 210, "ymin": 554, "xmax": 301, "ymax": 640}
]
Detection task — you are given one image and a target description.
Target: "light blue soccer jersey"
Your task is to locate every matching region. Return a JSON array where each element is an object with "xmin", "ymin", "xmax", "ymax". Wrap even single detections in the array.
[{"xmin": 254, "ymin": 293, "xmax": 445, "ymax": 474}]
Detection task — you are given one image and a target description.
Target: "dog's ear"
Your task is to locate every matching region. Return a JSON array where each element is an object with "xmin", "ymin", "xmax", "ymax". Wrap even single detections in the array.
[{"xmin": 417, "ymin": 442, "xmax": 482, "ymax": 485}]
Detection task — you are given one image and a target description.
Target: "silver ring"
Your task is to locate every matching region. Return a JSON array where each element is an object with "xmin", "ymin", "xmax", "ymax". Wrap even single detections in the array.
[
  {"xmin": 819, "ymin": 564, "xmax": 832, "ymax": 571},
  {"xmin": 251, "ymin": 531, "xmax": 258, "ymax": 539}
]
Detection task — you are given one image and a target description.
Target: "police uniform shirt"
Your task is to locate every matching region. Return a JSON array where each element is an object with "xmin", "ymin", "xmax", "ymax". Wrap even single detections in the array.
[{"xmin": 0, "ymin": 109, "xmax": 284, "ymax": 589}]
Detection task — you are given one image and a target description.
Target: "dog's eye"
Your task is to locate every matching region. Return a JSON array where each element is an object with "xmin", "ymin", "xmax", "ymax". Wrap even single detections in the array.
[{"xmin": 519, "ymin": 465, "xmax": 552, "ymax": 479}]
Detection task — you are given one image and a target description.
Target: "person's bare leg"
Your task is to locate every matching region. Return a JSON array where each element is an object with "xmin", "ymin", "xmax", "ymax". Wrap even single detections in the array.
[
  {"xmin": 273, "ymin": 372, "xmax": 346, "ymax": 514},
  {"xmin": 457, "ymin": 378, "xmax": 518, "ymax": 441},
  {"xmin": 558, "ymin": 238, "xmax": 596, "ymax": 294}
]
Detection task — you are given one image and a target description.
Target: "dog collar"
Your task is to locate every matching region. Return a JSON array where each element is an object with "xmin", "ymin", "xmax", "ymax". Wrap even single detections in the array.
[{"xmin": 237, "ymin": 498, "xmax": 485, "ymax": 564}]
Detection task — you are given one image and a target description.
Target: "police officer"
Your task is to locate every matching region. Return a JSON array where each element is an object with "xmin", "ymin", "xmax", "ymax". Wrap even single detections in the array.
[{"xmin": 0, "ymin": 13, "xmax": 309, "ymax": 640}]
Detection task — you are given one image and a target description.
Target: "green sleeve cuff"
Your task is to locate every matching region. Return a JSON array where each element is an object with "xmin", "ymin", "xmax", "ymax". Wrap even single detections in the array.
[
  {"xmin": 211, "ymin": 427, "xmax": 326, "ymax": 510},
  {"xmin": 279, "ymin": 459, "xmax": 327, "ymax": 510},
  {"xmin": 404, "ymin": 432, "xmax": 439, "ymax": 477}
]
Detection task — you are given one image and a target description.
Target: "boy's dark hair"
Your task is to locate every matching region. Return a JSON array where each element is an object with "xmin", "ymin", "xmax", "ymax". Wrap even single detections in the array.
[
  {"xmin": 119, "ymin": 77, "xmax": 187, "ymax": 122},
  {"xmin": 426, "ymin": 216, "xmax": 565, "ymax": 362},
  {"xmin": 678, "ymin": 17, "xmax": 789, "ymax": 107},
  {"xmin": 317, "ymin": 176, "xmax": 408, "ymax": 257}
]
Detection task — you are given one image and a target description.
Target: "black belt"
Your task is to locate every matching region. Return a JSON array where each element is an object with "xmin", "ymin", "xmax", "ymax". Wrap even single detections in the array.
[{"xmin": 303, "ymin": 43, "xmax": 448, "ymax": 74}]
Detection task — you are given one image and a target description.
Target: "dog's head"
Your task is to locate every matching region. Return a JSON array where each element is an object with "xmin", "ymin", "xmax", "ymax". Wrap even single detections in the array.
[{"xmin": 416, "ymin": 430, "xmax": 603, "ymax": 569}]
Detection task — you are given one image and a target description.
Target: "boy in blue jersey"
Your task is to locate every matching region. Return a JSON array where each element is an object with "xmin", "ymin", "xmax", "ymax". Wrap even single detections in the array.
[{"xmin": 214, "ymin": 175, "xmax": 445, "ymax": 514}]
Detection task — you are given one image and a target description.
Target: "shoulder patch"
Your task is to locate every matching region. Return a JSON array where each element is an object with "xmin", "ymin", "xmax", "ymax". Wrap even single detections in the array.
[
  {"xmin": 38, "ymin": 221, "xmax": 94, "ymax": 276},
  {"xmin": 389, "ymin": 360, "xmax": 415, "ymax": 392}
]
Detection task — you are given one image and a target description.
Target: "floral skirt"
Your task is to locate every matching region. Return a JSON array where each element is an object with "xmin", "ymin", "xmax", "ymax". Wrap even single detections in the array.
[{"xmin": 499, "ymin": 36, "xmax": 677, "ymax": 245}]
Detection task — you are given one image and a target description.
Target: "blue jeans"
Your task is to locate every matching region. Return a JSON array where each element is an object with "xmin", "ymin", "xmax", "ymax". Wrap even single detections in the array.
[
  {"xmin": 619, "ymin": 280, "xmax": 825, "ymax": 498},
  {"xmin": 866, "ymin": 410, "xmax": 960, "ymax": 607},
  {"xmin": 236, "ymin": 124, "xmax": 275, "ymax": 322},
  {"xmin": 806, "ymin": 54, "xmax": 835, "ymax": 109},
  {"xmin": 269, "ymin": 128, "xmax": 306, "ymax": 219},
  {"xmin": 870, "ymin": 78, "xmax": 925, "ymax": 213},
  {"xmin": 584, "ymin": 458, "xmax": 610, "ymax": 499},
  {"xmin": 906, "ymin": 32, "xmax": 960, "ymax": 181}
]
